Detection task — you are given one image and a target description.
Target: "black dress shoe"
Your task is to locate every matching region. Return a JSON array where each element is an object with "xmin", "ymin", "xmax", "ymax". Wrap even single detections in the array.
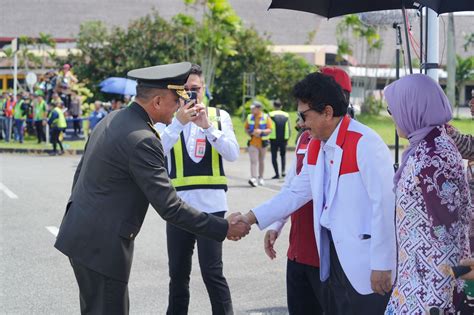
[{"xmin": 271, "ymin": 175, "xmax": 280, "ymax": 179}]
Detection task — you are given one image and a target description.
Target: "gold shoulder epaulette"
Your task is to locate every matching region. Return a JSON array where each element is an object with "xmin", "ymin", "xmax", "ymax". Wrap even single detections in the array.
[{"xmin": 147, "ymin": 122, "xmax": 161, "ymax": 140}]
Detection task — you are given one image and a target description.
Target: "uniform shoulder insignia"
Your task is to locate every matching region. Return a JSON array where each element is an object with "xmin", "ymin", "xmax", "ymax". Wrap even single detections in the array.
[{"xmin": 147, "ymin": 122, "xmax": 161, "ymax": 140}]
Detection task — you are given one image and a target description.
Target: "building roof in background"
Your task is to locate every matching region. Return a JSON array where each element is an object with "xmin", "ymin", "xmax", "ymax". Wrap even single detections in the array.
[{"xmin": 1, "ymin": 0, "xmax": 472, "ymax": 66}]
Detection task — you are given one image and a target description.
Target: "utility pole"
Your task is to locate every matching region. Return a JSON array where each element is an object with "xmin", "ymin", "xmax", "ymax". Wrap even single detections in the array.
[
  {"xmin": 425, "ymin": 8, "xmax": 439, "ymax": 82},
  {"xmin": 12, "ymin": 38, "xmax": 18, "ymax": 101},
  {"xmin": 446, "ymin": 13, "xmax": 456, "ymax": 109}
]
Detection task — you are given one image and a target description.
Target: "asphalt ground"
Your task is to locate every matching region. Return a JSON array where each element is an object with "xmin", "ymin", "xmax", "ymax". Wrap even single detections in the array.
[{"xmin": 0, "ymin": 152, "xmax": 293, "ymax": 314}]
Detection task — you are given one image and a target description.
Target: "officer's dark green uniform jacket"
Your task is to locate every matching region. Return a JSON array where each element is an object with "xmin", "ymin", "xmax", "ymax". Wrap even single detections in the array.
[{"xmin": 54, "ymin": 103, "xmax": 228, "ymax": 282}]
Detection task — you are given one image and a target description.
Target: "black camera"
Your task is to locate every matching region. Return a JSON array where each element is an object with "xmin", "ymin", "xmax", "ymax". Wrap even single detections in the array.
[{"xmin": 185, "ymin": 90, "xmax": 198, "ymax": 108}]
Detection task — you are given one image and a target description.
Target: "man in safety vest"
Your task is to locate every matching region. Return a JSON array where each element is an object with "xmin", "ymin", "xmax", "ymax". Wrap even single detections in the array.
[
  {"xmin": 13, "ymin": 93, "xmax": 28, "ymax": 143},
  {"xmin": 2, "ymin": 92, "xmax": 14, "ymax": 142},
  {"xmin": 245, "ymin": 101, "xmax": 272, "ymax": 187},
  {"xmin": 47, "ymin": 101, "xmax": 67, "ymax": 155},
  {"xmin": 269, "ymin": 100, "xmax": 290, "ymax": 179},
  {"xmin": 155, "ymin": 64, "xmax": 239, "ymax": 315},
  {"xmin": 33, "ymin": 92, "xmax": 47, "ymax": 143}
]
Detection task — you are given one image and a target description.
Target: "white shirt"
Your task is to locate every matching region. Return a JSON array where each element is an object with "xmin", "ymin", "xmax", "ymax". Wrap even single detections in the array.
[{"xmin": 155, "ymin": 108, "xmax": 239, "ymax": 213}]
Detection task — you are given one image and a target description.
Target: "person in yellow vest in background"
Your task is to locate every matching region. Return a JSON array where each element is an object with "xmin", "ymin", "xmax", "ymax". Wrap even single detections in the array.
[
  {"xmin": 33, "ymin": 91, "xmax": 48, "ymax": 143},
  {"xmin": 245, "ymin": 101, "xmax": 272, "ymax": 187},
  {"xmin": 155, "ymin": 64, "xmax": 239, "ymax": 315},
  {"xmin": 47, "ymin": 100, "xmax": 67, "ymax": 155},
  {"xmin": 269, "ymin": 100, "xmax": 290, "ymax": 179},
  {"xmin": 13, "ymin": 93, "xmax": 29, "ymax": 143}
]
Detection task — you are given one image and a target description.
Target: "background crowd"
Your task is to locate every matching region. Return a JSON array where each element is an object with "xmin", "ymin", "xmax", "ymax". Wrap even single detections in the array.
[{"xmin": 0, "ymin": 64, "xmax": 133, "ymax": 151}]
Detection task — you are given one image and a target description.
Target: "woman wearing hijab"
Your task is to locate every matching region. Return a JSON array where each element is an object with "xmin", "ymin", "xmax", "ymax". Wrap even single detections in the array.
[{"xmin": 384, "ymin": 74, "xmax": 472, "ymax": 314}]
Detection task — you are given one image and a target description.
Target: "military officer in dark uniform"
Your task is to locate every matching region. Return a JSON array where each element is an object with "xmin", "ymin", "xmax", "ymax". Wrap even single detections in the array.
[{"xmin": 54, "ymin": 62, "xmax": 250, "ymax": 314}]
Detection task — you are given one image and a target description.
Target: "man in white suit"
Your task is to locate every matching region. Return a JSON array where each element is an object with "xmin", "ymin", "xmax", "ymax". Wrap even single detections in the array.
[{"xmin": 241, "ymin": 72, "xmax": 396, "ymax": 315}]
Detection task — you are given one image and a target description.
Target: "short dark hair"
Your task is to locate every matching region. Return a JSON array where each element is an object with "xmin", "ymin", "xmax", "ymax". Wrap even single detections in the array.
[
  {"xmin": 190, "ymin": 64, "xmax": 203, "ymax": 77},
  {"xmin": 136, "ymin": 85, "xmax": 163, "ymax": 100},
  {"xmin": 273, "ymin": 100, "xmax": 282, "ymax": 108},
  {"xmin": 342, "ymin": 90, "xmax": 350, "ymax": 104},
  {"xmin": 292, "ymin": 72, "xmax": 348, "ymax": 117}
]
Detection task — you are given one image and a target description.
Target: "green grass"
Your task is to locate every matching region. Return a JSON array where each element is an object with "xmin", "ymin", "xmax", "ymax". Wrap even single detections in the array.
[
  {"xmin": 1, "ymin": 114, "xmax": 471, "ymax": 151},
  {"xmin": 232, "ymin": 113, "xmax": 473, "ymax": 148},
  {"xmin": 0, "ymin": 135, "xmax": 86, "ymax": 150}
]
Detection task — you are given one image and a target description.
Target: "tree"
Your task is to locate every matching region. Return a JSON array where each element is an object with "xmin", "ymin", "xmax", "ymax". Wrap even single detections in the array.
[
  {"xmin": 463, "ymin": 33, "xmax": 474, "ymax": 52},
  {"xmin": 455, "ymin": 55, "xmax": 474, "ymax": 115},
  {"xmin": 183, "ymin": 0, "xmax": 241, "ymax": 92},
  {"xmin": 212, "ymin": 27, "xmax": 313, "ymax": 113},
  {"xmin": 18, "ymin": 35, "xmax": 41, "ymax": 70},
  {"xmin": 36, "ymin": 32, "xmax": 56, "ymax": 70},
  {"xmin": 65, "ymin": 4, "xmax": 313, "ymax": 110},
  {"xmin": 66, "ymin": 13, "xmax": 190, "ymax": 97},
  {"xmin": 336, "ymin": 15, "xmax": 384, "ymax": 114}
]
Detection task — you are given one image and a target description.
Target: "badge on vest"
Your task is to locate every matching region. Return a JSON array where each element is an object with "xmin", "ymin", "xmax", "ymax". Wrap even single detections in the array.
[{"xmin": 195, "ymin": 138, "xmax": 206, "ymax": 158}]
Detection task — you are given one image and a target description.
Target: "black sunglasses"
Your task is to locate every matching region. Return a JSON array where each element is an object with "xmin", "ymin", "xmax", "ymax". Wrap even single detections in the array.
[
  {"xmin": 297, "ymin": 108, "xmax": 313, "ymax": 122},
  {"xmin": 185, "ymin": 86, "xmax": 202, "ymax": 93}
]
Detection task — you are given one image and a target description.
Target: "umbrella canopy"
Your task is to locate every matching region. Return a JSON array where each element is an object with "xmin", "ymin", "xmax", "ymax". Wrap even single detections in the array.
[
  {"xmin": 99, "ymin": 77, "xmax": 137, "ymax": 96},
  {"xmin": 268, "ymin": 0, "xmax": 418, "ymax": 18},
  {"xmin": 418, "ymin": 0, "xmax": 474, "ymax": 14}
]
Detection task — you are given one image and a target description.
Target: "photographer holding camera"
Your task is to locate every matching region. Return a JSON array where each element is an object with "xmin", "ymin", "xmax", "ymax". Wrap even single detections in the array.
[{"xmin": 155, "ymin": 64, "xmax": 239, "ymax": 315}]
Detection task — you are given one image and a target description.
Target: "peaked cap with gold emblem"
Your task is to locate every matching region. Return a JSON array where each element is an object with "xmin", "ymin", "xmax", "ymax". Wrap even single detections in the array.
[{"xmin": 127, "ymin": 62, "xmax": 192, "ymax": 100}]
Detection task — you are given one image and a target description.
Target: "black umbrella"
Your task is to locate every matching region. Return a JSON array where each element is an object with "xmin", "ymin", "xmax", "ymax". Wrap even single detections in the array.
[
  {"xmin": 418, "ymin": 0, "xmax": 474, "ymax": 14},
  {"xmin": 269, "ymin": 0, "xmax": 422, "ymax": 169},
  {"xmin": 268, "ymin": 0, "xmax": 418, "ymax": 18}
]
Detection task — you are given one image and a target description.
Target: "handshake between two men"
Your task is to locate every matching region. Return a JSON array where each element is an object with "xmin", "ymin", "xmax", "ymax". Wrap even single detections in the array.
[{"xmin": 225, "ymin": 211, "xmax": 258, "ymax": 241}]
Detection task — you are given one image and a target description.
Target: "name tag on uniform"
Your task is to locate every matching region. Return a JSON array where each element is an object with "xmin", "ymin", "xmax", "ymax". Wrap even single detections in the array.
[{"xmin": 195, "ymin": 138, "xmax": 206, "ymax": 158}]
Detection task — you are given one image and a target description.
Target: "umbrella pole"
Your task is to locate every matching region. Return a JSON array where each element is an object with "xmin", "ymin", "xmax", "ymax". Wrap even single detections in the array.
[
  {"xmin": 401, "ymin": 6, "xmax": 413, "ymax": 74},
  {"xmin": 393, "ymin": 23, "xmax": 403, "ymax": 171},
  {"xmin": 419, "ymin": 7, "xmax": 424, "ymax": 72},
  {"xmin": 392, "ymin": 5, "xmax": 414, "ymax": 172},
  {"xmin": 425, "ymin": 7, "xmax": 429, "ymax": 75}
]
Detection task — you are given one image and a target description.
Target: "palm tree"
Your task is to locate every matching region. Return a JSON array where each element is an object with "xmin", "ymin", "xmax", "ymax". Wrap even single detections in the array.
[
  {"xmin": 37, "ymin": 32, "xmax": 56, "ymax": 70},
  {"xmin": 336, "ymin": 15, "xmax": 384, "ymax": 114},
  {"xmin": 455, "ymin": 55, "xmax": 474, "ymax": 117}
]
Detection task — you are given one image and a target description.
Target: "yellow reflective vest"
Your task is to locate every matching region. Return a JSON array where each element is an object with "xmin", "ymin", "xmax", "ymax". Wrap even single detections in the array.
[
  {"xmin": 169, "ymin": 107, "xmax": 227, "ymax": 191},
  {"xmin": 246, "ymin": 113, "xmax": 270, "ymax": 140},
  {"xmin": 269, "ymin": 110, "xmax": 290, "ymax": 140}
]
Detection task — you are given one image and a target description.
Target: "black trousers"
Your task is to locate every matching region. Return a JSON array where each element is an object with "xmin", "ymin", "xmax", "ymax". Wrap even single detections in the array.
[
  {"xmin": 270, "ymin": 139, "xmax": 287, "ymax": 176},
  {"xmin": 50, "ymin": 128, "xmax": 64, "ymax": 152},
  {"xmin": 70, "ymin": 258, "xmax": 129, "ymax": 315},
  {"xmin": 166, "ymin": 211, "xmax": 233, "ymax": 315},
  {"xmin": 287, "ymin": 259, "xmax": 325, "ymax": 315},
  {"xmin": 72, "ymin": 115, "xmax": 82, "ymax": 134},
  {"xmin": 325, "ymin": 241, "xmax": 390, "ymax": 315},
  {"xmin": 35, "ymin": 120, "xmax": 46, "ymax": 143}
]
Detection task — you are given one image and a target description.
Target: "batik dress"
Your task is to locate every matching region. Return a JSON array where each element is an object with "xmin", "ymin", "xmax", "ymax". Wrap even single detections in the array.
[{"xmin": 385, "ymin": 126, "xmax": 472, "ymax": 314}]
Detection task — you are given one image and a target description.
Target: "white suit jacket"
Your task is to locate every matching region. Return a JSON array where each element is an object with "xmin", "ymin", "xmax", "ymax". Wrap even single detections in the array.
[{"xmin": 253, "ymin": 116, "xmax": 396, "ymax": 294}]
